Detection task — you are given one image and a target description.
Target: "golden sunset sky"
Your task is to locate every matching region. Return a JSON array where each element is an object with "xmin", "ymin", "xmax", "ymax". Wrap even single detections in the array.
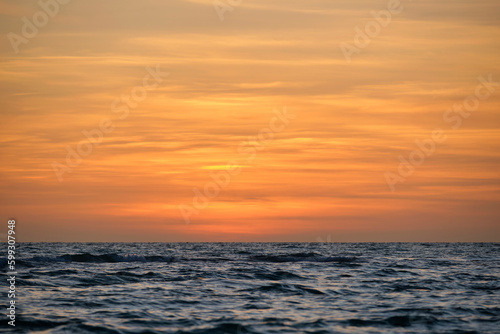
[{"xmin": 1, "ymin": 0, "xmax": 499, "ymax": 241}]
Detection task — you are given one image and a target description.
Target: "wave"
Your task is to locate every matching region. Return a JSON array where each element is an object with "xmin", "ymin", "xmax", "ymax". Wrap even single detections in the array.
[
  {"xmin": 5, "ymin": 251, "xmax": 358, "ymax": 266},
  {"xmin": 242, "ymin": 283, "xmax": 325, "ymax": 295},
  {"xmin": 16, "ymin": 253, "xmax": 175, "ymax": 265},
  {"xmin": 251, "ymin": 252, "xmax": 357, "ymax": 263}
]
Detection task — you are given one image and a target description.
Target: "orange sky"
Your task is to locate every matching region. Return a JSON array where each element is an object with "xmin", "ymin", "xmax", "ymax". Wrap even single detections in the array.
[{"xmin": 1, "ymin": 0, "xmax": 499, "ymax": 242}]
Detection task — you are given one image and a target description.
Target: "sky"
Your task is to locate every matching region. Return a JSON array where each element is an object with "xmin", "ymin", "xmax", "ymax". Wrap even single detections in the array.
[{"xmin": 0, "ymin": 0, "xmax": 499, "ymax": 242}]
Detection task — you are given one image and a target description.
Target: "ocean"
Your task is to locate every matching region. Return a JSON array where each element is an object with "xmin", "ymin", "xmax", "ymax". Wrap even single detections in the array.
[{"xmin": 2, "ymin": 242, "xmax": 499, "ymax": 333}]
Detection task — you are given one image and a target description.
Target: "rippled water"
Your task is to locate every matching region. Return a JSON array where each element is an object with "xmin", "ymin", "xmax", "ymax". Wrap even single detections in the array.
[{"xmin": 3, "ymin": 243, "xmax": 499, "ymax": 333}]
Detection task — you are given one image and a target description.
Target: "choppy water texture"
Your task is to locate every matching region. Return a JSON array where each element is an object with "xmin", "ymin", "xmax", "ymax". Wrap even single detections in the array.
[{"xmin": 2, "ymin": 243, "xmax": 499, "ymax": 333}]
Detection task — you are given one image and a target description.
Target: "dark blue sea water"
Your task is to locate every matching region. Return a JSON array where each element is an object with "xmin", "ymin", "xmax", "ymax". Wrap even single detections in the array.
[{"xmin": 2, "ymin": 243, "xmax": 499, "ymax": 333}]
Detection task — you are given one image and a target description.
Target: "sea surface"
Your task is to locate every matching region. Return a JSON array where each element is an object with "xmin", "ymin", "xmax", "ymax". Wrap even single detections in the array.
[{"xmin": 2, "ymin": 243, "xmax": 499, "ymax": 333}]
